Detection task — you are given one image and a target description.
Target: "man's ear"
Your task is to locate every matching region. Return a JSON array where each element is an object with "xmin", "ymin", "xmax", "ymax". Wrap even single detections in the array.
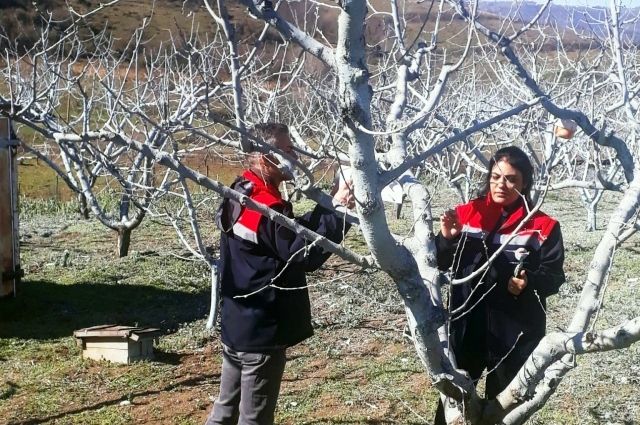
[
  {"xmin": 262, "ymin": 154, "xmax": 279, "ymax": 169},
  {"xmin": 258, "ymin": 154, "xmax": 270, "ymax": 170}
]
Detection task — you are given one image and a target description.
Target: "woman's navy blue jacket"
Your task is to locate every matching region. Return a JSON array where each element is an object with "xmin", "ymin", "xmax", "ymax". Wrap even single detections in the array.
[
  {"xmin": 217, "ymin": 170, "xmax": 349, "ymax": 352},
  {"xmin": 436, "ymin": 195, "xmax": 565, "ymax": 368}
]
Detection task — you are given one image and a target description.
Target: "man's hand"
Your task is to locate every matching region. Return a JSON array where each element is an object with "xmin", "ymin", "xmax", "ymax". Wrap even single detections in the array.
[
  {"xmin": 508, "ymin": 270, "xmax": 528, "ymax": 296},
  {"xmin": 332, "ymin": 178, "xmax": 355, "ymax": 209},
  {"xmin": 440, "ymin": 209, "xmax": 461, "ymax": 240}
]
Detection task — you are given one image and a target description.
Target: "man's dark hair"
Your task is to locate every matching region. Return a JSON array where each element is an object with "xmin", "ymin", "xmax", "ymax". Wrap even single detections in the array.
[
  {"xmin": 251, "ymin": 123, "xmax": 289, "ymax": 147},
  {"xmin": 480, "ymin": 146, "xmax": 534, "ymax": 204}
]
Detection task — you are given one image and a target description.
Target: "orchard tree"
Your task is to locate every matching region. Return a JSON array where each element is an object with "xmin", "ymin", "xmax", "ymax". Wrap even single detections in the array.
[{"xmin": 0, "ymin": 5, "xmax": 251, "ymax": 257}]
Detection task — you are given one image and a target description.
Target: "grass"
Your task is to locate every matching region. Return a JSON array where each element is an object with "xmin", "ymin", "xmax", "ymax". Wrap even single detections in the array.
[
  {"xmin": 0, "ymin": 232, "xmax": 214, "ymax": 424},
  {"xmin": 1, "ymin": 187, "xmax": 640, "ymax": 424}
]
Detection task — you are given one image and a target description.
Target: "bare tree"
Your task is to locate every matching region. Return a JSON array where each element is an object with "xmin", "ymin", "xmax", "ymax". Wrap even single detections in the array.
[{"xmin": 0, "ymin": 7, "xmax": 248, "ymax": 257}]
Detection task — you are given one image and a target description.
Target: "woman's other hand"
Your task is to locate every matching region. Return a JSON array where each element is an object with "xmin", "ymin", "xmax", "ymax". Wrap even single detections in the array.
[
  {"xmin": 440, "ymin": 209, "xmax": 461, "ymax": 240},
  {"xmin": 508, "ymin": 270, "xmax": 528, "ymax": 296}
]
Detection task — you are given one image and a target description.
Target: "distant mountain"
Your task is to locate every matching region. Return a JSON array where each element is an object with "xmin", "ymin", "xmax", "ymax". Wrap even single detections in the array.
[
  {"xmin": 477, "ymin": 1, "xmax": 640, "ymax": 42},
  {"xmin": 1, "ymin": 0, "xmax": 631, "ymax": 55}
]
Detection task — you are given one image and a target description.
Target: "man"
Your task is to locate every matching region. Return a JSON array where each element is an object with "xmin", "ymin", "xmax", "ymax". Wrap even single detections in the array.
[{"xmin": 206, "ymin": 123, "xmax": 354, "ymax": 425}]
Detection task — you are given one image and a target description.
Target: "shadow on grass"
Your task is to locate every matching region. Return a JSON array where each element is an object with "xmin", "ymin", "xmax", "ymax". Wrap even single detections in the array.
[
  {"xmin": 154, "ymin": 348, "xmax": 189, "ymax": 365},
  {"xmin": 0, "ymin": 279, "xmax": 209, "ymax": 340},
  {"xmin": 10, "ymin": 373, "xmax": 218, "ymax": 425},
  {"xmin": 0, "ymin": 381, "xmax": 19, "ymax": 400}
]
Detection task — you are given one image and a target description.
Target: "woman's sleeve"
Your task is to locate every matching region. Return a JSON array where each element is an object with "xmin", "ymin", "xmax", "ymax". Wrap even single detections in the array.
[
  {"xmin": 435, "ymin": 233, "xmax": 459, "ymax": 271},
  {"xmin": 527, "ymin": 222, "xmax": 565, "ymax": 298}
]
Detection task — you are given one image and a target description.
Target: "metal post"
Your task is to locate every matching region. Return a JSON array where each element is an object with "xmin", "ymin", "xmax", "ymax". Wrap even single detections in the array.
[{"xmin": 0, "ymin": 108, "xmax": 22, "ymax": 298}]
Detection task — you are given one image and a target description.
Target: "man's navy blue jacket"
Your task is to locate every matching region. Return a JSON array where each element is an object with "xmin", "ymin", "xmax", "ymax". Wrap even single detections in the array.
[{"xmin": 217, "ymin": 170, "xmax": 350, "ymax": 352}]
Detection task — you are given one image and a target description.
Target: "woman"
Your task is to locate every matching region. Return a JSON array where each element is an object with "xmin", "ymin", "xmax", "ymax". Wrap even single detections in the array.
[{"xmin": 434, "ymin": 146, "xmax": 565, "ymax": 422}]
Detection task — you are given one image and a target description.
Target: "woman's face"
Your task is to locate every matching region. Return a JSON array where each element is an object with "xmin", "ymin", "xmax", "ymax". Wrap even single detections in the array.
[{"xmin": 489, "ymin": 160, "xmax": 524, "ymax": 206}]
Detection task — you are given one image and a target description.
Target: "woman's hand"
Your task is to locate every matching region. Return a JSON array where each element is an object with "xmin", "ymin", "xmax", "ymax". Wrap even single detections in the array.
[
  {"xmin": 440, "ymin": 209, "xmax": 461, "ymax": 240},
  {"xmin": 508, "ymin": 270, "xmax": 528, "ymax": 296}
]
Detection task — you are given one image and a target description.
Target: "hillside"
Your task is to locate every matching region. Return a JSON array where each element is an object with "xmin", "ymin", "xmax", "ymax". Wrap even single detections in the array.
[
  {"xmin": 0, "ymin": 0, "xmax": 596, "ymax": 56},
  {"xmin": 0, "ymin": 0, "xmax": 220, "ymax": 52},
  {"xmin": 480, "ymin": 1, "xmax": 640, "ymax": 42}
]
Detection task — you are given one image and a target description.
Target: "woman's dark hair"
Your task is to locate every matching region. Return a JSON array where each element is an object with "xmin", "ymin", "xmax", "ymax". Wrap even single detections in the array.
[{"xmin": 480, "ymin": 146, "xmax": 534, "ymax": 204}]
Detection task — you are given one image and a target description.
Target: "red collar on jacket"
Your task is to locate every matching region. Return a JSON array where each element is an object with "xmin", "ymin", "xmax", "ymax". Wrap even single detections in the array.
[
  {"xmin": 232, "ymin": 170, "xmax": 284, "ymax": 244},
  {"xmin": 458, "ymin": 194, "xmax": 529, "ymax": 234},
  {"xmin": 456, "ymin": 195, "xmax": 557, "ymax": 242},
  {"xmin": 242, "ymin": 169, "xmax": 283, "ymax": 201},
  {"xmin": 483, "ymin": 194, "xmax": 528, "ymax": 232}
]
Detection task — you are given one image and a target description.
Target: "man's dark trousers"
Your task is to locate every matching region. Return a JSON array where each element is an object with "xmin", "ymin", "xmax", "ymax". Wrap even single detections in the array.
[{"xmin": 205, "ymin": 344, "xmax": 286, "ymax": 425}]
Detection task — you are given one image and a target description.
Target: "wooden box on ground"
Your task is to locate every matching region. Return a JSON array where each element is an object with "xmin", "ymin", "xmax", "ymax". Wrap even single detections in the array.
[{"xmin": 74, "ymin": 325, "xmax": 162, "ymax": 364}]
